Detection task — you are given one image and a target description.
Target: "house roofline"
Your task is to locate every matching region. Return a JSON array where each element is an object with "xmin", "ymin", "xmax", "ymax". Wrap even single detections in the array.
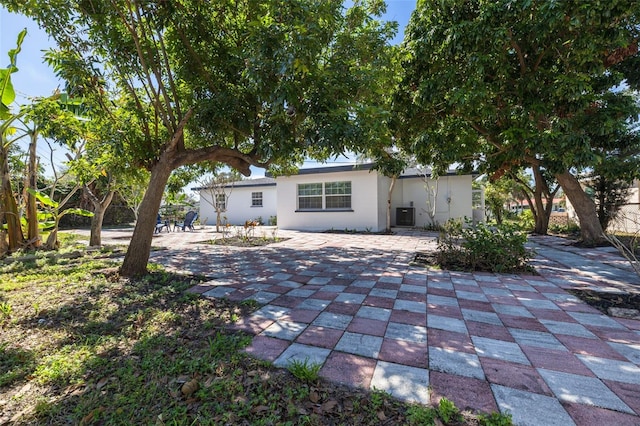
[
  {"xmin": 266, "ymin": 163, "xmax": 376, "ymax": 177},
  {"xmin": 270, "ymin": 163, "xmax": 477, "ymax": 178},
  {"xmin": 399, "ymin": 170, "xmax": 479, "ymax": 179},
  {"xmin": 192, "ymin": 177, "xmax": 276, "ymax": 191},
  {"xmin": 193, "ymin": 164, "xmax": 479, "ymax": 190}
]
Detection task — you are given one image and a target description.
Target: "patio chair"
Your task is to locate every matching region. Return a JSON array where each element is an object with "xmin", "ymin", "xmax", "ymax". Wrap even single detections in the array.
[
  {"xmin": 176, "ymin": 211, "xmax": 198, "ymax": 232},
  {"xmin": 155, "ymin": 214, "xmax": 170, "ymax": 233}
]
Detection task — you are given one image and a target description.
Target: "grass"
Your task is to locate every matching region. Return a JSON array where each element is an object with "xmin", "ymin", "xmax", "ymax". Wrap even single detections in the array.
[
  {"xmin": 287, "ymin": 358, "xmax": 322, "ymax": 382},
  {"xmin": 1, "ymin": 248, "xmax": 512, "ymax": 425}
]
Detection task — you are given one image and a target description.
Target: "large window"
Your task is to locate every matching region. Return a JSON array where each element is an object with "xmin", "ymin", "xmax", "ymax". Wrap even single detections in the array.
[
  {"xmin": 251, "ymin": 191, "xmax": 263, "ymax": 207},
  {"xmin": 215, "ymin": 194, "xmax": 226, "ymax": 211},
  {"xmin": 325, "ymin": 181, "xmax": 351, "ymax": 209},
  {"xmin": 298, "ymin": 183, "xmax": 323, "ymax": 209},
  {"xmin": 297, "ymin": 181, "xmax": 351, "ymax": 210}
]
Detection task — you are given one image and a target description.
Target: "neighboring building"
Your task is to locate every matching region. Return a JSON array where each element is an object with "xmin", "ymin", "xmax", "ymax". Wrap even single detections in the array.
[
  {"xmin": 564, "ymin": 179, "xmax": 640, "ymax": 233},
  {"xmin": 616, "ymin": 180, "xmax": 640, "ymax": 233},
  {"xmin": 197, "ymin": 177, "xmax": 276, "ymax": 226},
  {"xmin": 196, "ymin": 164, "xmax": 477, "ymax": 232}
]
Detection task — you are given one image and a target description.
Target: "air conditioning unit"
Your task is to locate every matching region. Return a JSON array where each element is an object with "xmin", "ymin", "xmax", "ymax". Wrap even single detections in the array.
[{"xmin": 396, "ymin": 207, "xmax": 415, "ymax": 226}]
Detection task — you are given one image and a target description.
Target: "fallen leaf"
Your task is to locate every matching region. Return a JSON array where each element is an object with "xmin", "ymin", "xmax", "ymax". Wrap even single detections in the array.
[
  {"xmin": 71, "ymin": 386, "xmax": 87, "ymax": 397},
  {"xmin": 64, "ymin": 383, "xmax": 86, "ymax": 396},
  {"xmin": 377, "ymin": 410, "xmax": 387, "ymax": 421},
  {"xmin": 80, "ymin": 406, "xmax": 105, "ymax": 425},
  {"xmin": 96, "ymin": 377, "xmax": 109, "ymax": 390},
  {"xmin": 309, "ymin": 391, "xmax": 320, "ymax": 403},
  {"xmin": 260, "ymin": 372, "xmax": 271, "ymax": 381},
  {"xmin": 322, "ymin": 400, "xmax": 338, "ymax": 412},
  {"xmin": 204, "ymin": 375, "xmax": 215, "ymax": 387},
  {"xmin": 15, "ymin": 383, "xmax": 32, "ymax": 398},
  {"xmin": 233, "ymin": 395, "xmax": 248, "ymax": 404},
  {"xmin": 181, "ymin": 379, "xmax": 199, "ymax": 396},
  {"xmin": 11, "ymin": 406, "xmax": 35, "ymax": 424}
]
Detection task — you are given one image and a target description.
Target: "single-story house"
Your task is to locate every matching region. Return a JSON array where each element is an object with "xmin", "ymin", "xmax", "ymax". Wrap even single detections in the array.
[
  {"xmin": 197, "ymin": 177, "xmax": 277, "ymax": 226},
  {"xmin": 196, "ymin": 163, "xmax": 479, "ymax": 232}
]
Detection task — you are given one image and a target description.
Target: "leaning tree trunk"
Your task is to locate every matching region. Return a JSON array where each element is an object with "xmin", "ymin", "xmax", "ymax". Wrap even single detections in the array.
[
  {"xmin": 120, "ymin": 159, "xmax": 173, "ymax": 277},
  {"xmin": 25, "ymin": 131, "xmax": 41, "ymax": 248},
  {"xmin": 531, "ymin": 166, "xmax": 555, "ymax": 235},
  {"xmin": 555, "ymin": 170, "xmax": 606, "ymax": 245},
  {"xmin": 532, "ymin": 175, "xmax": 545, "ymax": 234},
  {"xmin": 88, "ymin": 189, "xmax": 115, "ymax": 247},
  {"xmin": 45, "ymin": 224, "xmax": 59, "ymax": 250},
  {"xmin": 533, "ymin": 199, "xmax": 555, "ymax": 235},
  {"xmin": 0, "ymin": 149, "xmax": 24, "ymax": 252}
]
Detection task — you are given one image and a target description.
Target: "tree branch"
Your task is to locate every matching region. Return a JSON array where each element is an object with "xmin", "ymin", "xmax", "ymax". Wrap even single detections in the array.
[
  {"xmin": 171, "ymin": 145, "xmax": 270, "ymax": 177},
  {"xmin": 506, "ymin": 28, "xmax": 527, "ymax": 76}
]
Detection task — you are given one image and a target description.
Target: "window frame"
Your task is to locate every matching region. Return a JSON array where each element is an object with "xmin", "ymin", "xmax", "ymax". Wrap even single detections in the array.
[
  {"xmin": 215, "ymin": 194, "xmax": 226, "ymax": 211},
  {"xmin": 297, "ymin": 183, "xmax": 323, "ymax": 210},
  {"xmin": 296, "ymin": 181, "xmax": 352, "ymax": 211},
  {"xmin": 324, "ymin": 181, "xmax": 352, "ymax": 209},
  {"xmin": 251, "ymin": 191, "xmax": 263, "ymax": 207}
]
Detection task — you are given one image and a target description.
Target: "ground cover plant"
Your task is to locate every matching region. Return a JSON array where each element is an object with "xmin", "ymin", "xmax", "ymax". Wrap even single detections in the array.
[
  {"xmin": 434, "ymin": 221, "xmax": 534, "ymax": 274},
  {"xmin": 0, "ymin": 242, "xmax": 512, "ymax": 425},
  {"xmin": 206, "ymin": 224, "xmax": 288, "ymax": 247}
]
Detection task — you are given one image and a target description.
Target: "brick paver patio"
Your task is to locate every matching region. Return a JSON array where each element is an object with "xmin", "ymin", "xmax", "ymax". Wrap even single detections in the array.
[{"xmin": 95, "ymin": 226, "xmax": 640, "ymax": 425}]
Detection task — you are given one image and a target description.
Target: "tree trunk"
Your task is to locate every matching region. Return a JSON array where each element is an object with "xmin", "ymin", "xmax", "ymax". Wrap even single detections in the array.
[
  {"xmin": 88, "ymin": 188, "xmax": 115, "ymax": 247},
  {"xmin": 531, "ymin": 166, "xmax": 552, "ymax": 235},
  {"xmin": 0, "ymin": 231, "xmax": 8, "ymax": 255},
  {"xmin": 25, "ymin": 132, "xmax": 41, "ymax": 248},
  {"xmin": 0, "ymin": 148, "xmax": 24, "ymax": 252},
  {"xmin": 386, "ymin": 176, "xmax": 396, "ymax": 232},
  {"xmin": 120, "ymin": 160, "xmax": 173, "ymax": 277},
  {"xmin": 533, "ymin": 201, "xmax": 553, "ymax": 235},
  {"xmin": 555, "ymin": 170, "xmax": 606, "ymax": 245},
  {"xmin": 45, "ymin": 225, "xmax": 59, "ymax": 250}
]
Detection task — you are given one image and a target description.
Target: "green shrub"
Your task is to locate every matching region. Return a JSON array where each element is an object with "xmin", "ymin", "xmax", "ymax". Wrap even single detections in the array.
[
  {"xmin": 437, "ymin": 397, "xmax": 460, "ymax": 423},
  {"xmin": 406, "ymin": 404, "xmax": 436, "ymax": 425},
  {"xmin": 549, "ymin": 220, "xmax": 580, "ymax": 235},
  {"xmin": 518, "ymin": 209, "xmax": 535, "ymax": 231},
  {"xmin": 438, "ymin": 220, "xmax": 534, "ymax": 273},
  {"xmin": 478, "ymin": 411, "xmax": 513, "ymax": 426}
]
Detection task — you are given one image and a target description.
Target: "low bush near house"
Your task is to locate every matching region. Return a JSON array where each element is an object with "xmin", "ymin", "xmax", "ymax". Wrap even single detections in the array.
[{"xmin": 437, "ymin": 220, "xmax": 534, "ymax": 273}]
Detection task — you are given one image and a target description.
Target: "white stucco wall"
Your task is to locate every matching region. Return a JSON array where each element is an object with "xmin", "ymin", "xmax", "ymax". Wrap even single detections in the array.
[
  {"xmin": 199, "ymin": 185, "xmax": 276, "ymax": 226},
  {"xmin": 398, "ymin": 175, "xmax": 473, "ymax": 227},
  {"xmin": 276, "ymin": 168, "xmax": 384, "ymax": 231}
]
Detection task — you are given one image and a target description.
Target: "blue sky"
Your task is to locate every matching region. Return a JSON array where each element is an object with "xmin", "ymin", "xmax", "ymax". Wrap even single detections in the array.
[{"xmin": 1, "ymin": 1, "xmax": 416, "ymax": 178}]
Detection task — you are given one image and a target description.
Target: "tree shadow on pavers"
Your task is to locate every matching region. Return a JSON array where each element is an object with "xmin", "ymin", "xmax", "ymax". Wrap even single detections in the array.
[
  {"xmin": 566, "ymin": 288, "xmax": 640, "ymax": 317},
  {"xmin": 149, "ymin": 245, "xmax": 415, "ymax": 282}
]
